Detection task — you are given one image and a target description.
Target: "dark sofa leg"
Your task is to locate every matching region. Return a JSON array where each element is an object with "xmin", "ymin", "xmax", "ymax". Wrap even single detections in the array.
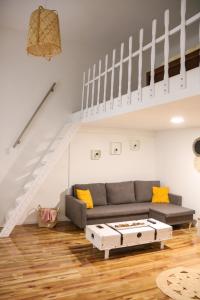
[{"xmin": 189, "ymin": 222, "xmax": 192, "ymax": 230}]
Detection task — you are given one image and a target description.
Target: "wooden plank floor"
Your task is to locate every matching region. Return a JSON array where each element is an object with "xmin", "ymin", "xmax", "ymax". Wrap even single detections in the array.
[{"xmin": 0, "ymin": 222, "xmax": 200, "ymax": 300}]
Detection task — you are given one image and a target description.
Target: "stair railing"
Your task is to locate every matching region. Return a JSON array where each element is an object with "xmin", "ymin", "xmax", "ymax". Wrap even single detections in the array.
[
  {"xmin": 13, "ymin": 82, "xmax": 56, "ymax": 148},
  {"xmin": 81, "ymin": 0, "xmax": 200, "ymax": 119}
]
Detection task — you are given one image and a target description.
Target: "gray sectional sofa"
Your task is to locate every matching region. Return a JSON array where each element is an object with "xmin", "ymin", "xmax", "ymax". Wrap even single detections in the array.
[{"xmin": 65, "ymin": 181, "xmax": 195, "ymax": 229}]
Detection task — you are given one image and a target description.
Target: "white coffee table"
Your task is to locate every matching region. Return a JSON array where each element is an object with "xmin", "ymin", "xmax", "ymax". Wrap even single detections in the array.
[{"xmin": 85, "ymin": 219, "xmax": 172, "ymax": 259}]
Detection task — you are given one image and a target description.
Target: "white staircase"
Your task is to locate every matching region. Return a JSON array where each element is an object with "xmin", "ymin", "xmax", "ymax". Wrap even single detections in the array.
[{"xmin": 0, "ymin": 120, "xmax": 81, "ymax": 237}]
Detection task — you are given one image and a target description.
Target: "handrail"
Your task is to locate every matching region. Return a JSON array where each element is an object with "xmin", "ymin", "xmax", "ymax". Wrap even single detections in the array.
[{"xmin": 13, "ymin": 82, "xmax": 56, "ymax": 148}]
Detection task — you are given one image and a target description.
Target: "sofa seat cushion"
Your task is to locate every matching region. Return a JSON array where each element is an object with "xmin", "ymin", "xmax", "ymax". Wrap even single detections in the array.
[
  {"xmin": 106, "ymin": 181, "xmax": 135, "ymax": 204},
  {"xmin": 149, "ymin": 203, "xmax": 195, "ymax": 217},
  {"xmin": 86, "ymin": 203, "xmax": 151, "ymax": 220},
  {"xmin": 134, "ymin": 180, "xmax": 160, "ymax": 202},
  {"xmin": 74, "ymin": 183, "xmax": 107, "ymax": 206}
]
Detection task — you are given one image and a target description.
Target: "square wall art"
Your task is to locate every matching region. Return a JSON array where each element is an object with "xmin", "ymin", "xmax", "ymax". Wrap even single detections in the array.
[{"xmin": 110, "ymin": 142, "xmax": 122, "ymax": 155}]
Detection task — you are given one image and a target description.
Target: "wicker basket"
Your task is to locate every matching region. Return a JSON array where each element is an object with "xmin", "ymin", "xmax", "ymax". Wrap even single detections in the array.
[{"xmin": 37, "ymin": 205, "xmax": 59, "ymax": 228}]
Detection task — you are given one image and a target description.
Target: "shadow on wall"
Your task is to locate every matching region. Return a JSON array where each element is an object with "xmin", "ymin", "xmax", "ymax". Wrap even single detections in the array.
[{"xmin": 22, "ymin": 189, "xmax": 68, "ymax": 224}]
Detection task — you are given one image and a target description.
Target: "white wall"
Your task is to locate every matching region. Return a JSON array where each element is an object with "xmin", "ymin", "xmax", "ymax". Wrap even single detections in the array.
[
  {"xmin": 69, "ymin": 127, "xmax": 157, "ymax": 184},
  {"xmin": 156, "ymin": 128, "xmax": 200, "ymax": 219},
  {"xmin": 23, "ymin": 127, "xmax": 157, "ymax": 224}
]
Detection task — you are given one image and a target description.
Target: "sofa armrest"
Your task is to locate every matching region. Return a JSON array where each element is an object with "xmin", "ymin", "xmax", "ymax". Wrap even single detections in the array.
[
  {"xmin": 65, "ymin": 195, "xmax": 87, "ymax": 229},
  {"xmin": 169, "ymin": 193, "xmax": 182, "ymax": 206}
]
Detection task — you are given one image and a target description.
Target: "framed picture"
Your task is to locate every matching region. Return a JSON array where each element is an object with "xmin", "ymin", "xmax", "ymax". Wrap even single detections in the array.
[
  {"xmin": 91, "ymin": 149, "xmax": 101, "ymax": 160},
  {"xmin": 129, "ymin": 139, "xmax": 140, "ymax": 151},
  {"xmin": 110, "ymin": 142, "xmax": 122, "ymax": 155}
]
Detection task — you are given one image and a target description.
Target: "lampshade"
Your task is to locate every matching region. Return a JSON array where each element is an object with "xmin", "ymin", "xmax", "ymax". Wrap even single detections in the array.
[{"xmin": 27, "ymin": 6, "xmax": 61, "ymax": 60}]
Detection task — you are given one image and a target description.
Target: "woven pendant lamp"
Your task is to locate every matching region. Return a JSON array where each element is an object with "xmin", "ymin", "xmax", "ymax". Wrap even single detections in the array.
[{"xmin": 27, "ymin": 6, "xmax": 61, "ymax": 60}]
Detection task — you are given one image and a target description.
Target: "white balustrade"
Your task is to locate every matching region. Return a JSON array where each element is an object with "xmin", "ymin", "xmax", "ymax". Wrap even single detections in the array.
[
  {"xmin": 91, "ymin": 64, "xmax": 96, "ymax": 114},
  {"xmin": 137, "ymin": 29, "xmax": 144, "ymax": 101},
  {"xmin": 118, "ymin": 43, "xmax": 124, "ymax": 106},
  {"xmin": 81, "ymin": 72, "xmax": 85, "ymax": 118},
  {"xmin": 150, "ymin": 19, "xmax": 157, "ymax": 97},
  {"xmin": 97, "ymin": 60, "xmax": 102, "ymax": 112},
  {"xmin": 110, "ymin": 49, "xmax": 116, "ymax": 110},
  {"xmin": 80, "ymin": 0, "xmax": 200, "ymax": 120},
  {"xmin": 164, "ymin": 9, "xmax": 169, "ymax": 94},
  {"xmin": 103, "ymin": 55, "xmax": 108, "ymax": 112},
  {"xmin": 86, "ymin": 68, "xmax": 91, "ymax": 116},
  {"xmin": 127, "ymin": 36, "xmax": 133, "ymax": 104},
  {"xmin": 180, "ymin": 0, "xmax": 186, "ymax": 89}
]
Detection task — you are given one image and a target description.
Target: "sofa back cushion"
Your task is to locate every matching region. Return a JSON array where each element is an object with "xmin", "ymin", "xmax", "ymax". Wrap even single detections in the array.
[
  {"xmin": 134, "ymin": 180, "xmax": 160, "ymax": 202},
  {"xmin": 73, "ymin": 183, "xmax": 107, "ymax": 206},
  {"xmin": 106, "ymin": 181, "xmax": 135, "ymax": 204}
]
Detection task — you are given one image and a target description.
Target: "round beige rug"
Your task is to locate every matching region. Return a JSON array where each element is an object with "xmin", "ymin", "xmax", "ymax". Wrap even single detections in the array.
[{"xmin": 156, "ymin": 267, "xmax": 200, "ymax": 300}]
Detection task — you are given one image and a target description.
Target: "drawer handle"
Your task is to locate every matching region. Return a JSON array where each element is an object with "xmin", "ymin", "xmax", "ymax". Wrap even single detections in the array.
[
  {"xmin": 91, "ymin": 233, "xmax": 94, "ymax": 239},
  {"xmin": 137, "ymin": 232, "xmax": 142, "ymax": 238}
]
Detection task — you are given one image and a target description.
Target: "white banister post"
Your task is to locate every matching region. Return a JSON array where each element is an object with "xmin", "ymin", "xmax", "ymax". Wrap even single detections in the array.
[
  {"xmin": 150, "ymin": 19, "xmax": 157, "ymax": 97},
  {"xmin": 137, "ymin": 29, "xmax": 143, "ymax": 101},
  {"xmin": 199, "ymin": 22, "xmax": 200, "ymax": 82},
  {"xmin": 91, "ymin": 64, "xmax": 96, "ymax": 114},
  {"xmin": 110, "ymin": 49, "xmax": 116, "ymax": 110},
  {"xmin": 127, "ymin": 36, "xmax": 133, "ymax": 104},
  {"xmin": 81, "ymin": 72, "xmax": 85, "ymax": 119},
  {"xmin": 180, "ymin": 0, "xmax": 186, "ymax": 89},
  {"xmin": 118, "ymin": 42, "xmax": 124, "ymax": 106},
  {"xmin": 103, "ymin": 54, "xmax": 108, "ymax": 112},
  {"xmin": 164, "ymin": 9, "xmax": 169, "ymax": 94},
  {"xmin": 97, "ymin": 60, "xmax": 102, "ymax": 113},
  {"xmin": 86, "ymin": 68, "xmax": 91, "ymax": 117}
]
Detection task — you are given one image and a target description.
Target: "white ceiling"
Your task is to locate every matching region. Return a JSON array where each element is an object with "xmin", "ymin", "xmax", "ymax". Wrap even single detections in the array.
[
  {"xmin": 0, "ymin": 0, "xmax": 200, "ymax": 47},
  {"xmin": 83, "ymin": 95, "xmax": 200, "ymax": 131}
]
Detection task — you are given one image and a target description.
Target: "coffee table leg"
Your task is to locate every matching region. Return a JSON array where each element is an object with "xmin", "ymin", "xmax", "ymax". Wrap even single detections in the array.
[
  {"xmin": 160, "ymin": 241, "xmax": 165, "ymax": 250},
  {"xmin": 104, "ymin": 249, "xmax": 109, "ymax": 259}
]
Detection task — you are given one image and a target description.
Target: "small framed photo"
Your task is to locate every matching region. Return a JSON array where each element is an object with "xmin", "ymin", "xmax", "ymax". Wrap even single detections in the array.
[
  {"xmin": 130, "ymin": 140, "xmax": 140, "ymax": 151},
  {"xmin": 110, "ymin": 142, "xmax": 122, "ymax": 155},
  {"xmin": 91, "ymin": 150, "xmax": 101, "ymax": 160}
]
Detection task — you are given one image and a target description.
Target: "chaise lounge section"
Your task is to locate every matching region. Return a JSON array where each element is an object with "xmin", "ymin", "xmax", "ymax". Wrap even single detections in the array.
[{"xmin": 65, "ymin": 181, "xmax": 195, "ymax": 229}]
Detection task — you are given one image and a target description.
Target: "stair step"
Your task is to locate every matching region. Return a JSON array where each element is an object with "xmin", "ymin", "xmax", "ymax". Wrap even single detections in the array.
[
  {"xmin": 16, "ymin": 172, "xmax": 31, "ymax": 182},
  {"xmin": 24, "ymin": 180, "xmax": 34, "ymax": 190},
  {"xmin": 33, "ymin": 165, "xmax": 46, "ymax": 176},
  {"xmin": 16, "ymin": 195, "xmax": 25, "ymax": 205}
]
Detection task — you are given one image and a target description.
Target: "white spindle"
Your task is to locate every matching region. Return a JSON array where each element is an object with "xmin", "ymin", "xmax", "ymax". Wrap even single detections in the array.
[
  {"xmin": 164, "ymin": 9, "xmax": 169, "ymax": 94},
  {"xmin": 127, "ymin": 36, "xmax": 133, "ymax": 104},
  {"xmin": 97, "ymin": 60, "xmax": 102, "ymax": 113},
  {"xmin": 150, "ymin": 19, "xmax": 157, "ymax": 97},
  {"xmin": 103, "ymin": 54, "xmax": 108, "ymax": 112},
  {"xmin": 199, "ymin": 22, "xmax": 200, "ymax": 81},
  {"xmin": 118, "ymin": 43, "xmax": 124, "ymax": 106},
  {"xmin": 137, "ymin": 29, "xmax": 143, "ymax": 101},
  {"xmin": 110, "ymin": 49, "xmax": 116, "ymax": 110},
  {"xmin": 180, "ymin": 0, "xmax": 186, "ymax": 88},
  {"xmin": 91, "ymin": 64, "xmax": 96, "ymax": 114},
  {"xmin": 199, "ymin": 22, "xmax": 200, "ymax": 50},
  {"xmin": 81, "ymin": 72, "xmax": 85, "ymax": 118},
  {"xmin": 86, "ymin": 68, "xmax": 90, "ymax": 116},
  {"xmin": 199, "ymin": 22, "xmax": 200, "ymax": 47}
]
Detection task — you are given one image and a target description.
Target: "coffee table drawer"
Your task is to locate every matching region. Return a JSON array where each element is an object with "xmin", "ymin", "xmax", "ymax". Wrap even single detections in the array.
[
  {"xmin": 120, "ymin": 227, "xmax": 155, "ymax": 247},
  {"xmin": 86, "ymin": 224, "xmax": 121, "ymax": 250}
]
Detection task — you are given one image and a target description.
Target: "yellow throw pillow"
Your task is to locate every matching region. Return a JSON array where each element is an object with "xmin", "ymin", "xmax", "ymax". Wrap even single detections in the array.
[
  {"xmin": 76, "ymin": 189, "xmax": 94, "ymax": 209},
  {"xmin": 152, "ymin": 186, "xmax": 169, "ymax": 203}
]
